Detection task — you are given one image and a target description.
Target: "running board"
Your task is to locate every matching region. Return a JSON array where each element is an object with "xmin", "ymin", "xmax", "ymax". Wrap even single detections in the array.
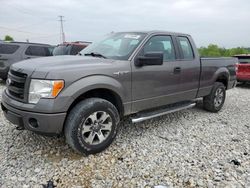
[{"xmin": 131, "ymin": 102, "xmax": 196, "ymax": 123}]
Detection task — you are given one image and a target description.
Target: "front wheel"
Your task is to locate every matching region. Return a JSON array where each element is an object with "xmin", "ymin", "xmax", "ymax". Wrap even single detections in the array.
[
  {"xmin": 64, "ymin": 98, "xmax": 120, "ymax": 155},
  {"xmin": 203, "ymin": 82, "xmax": 226, "ymax": 112}
]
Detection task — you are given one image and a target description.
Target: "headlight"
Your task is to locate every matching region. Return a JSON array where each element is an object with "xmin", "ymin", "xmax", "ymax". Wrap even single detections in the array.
[{"xmin": 28, "ymin": 79, "xmax": 64, "ymax": 104}]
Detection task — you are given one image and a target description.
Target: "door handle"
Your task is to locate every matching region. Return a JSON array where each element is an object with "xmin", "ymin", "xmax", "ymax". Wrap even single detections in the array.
[
  {"xmin": 174, "ymin": 67, "xmax": 181, "ymax": 74},
  {"xmin": 26, "ymin": 57, "xmax": 31, "ymax": 59}
]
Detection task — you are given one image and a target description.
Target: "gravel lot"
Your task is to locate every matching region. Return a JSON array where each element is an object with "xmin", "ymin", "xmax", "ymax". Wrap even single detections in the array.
[{"xmin": 0, "ymin": 80, "xmax": 249, "ymax": 188}]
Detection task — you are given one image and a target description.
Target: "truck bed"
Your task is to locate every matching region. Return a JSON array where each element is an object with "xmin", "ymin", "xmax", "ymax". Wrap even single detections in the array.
[{"xmin": 197, "ymin": 57, "xmax": 238, "ymax": 97}]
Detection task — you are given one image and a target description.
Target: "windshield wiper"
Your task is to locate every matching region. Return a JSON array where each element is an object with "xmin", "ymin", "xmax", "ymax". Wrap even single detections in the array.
[{"xmin": 84, "ymin": 52, "xmax": 107, "ymax": 59}]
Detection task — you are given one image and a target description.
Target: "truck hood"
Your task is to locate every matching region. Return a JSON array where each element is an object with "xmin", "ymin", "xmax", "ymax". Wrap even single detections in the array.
[
  {"xmin": 11, "ymin": 55, "xmax": 117, "ymax": 79},
  {"xmin": 12, "ymin": 55, "xmax": 115, "ymax": 72}
]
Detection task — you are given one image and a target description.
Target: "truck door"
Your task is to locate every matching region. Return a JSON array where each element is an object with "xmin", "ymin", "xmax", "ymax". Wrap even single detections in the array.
[
  {"xmin": 131, "ymin": 35, "xmax": 182, "ymax": 113},
  {"xmin": 175, "ymin": 36, "xmax": 200, "ymax": 100}
]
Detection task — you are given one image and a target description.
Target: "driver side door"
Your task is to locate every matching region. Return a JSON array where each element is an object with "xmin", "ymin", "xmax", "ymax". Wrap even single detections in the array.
[{"xmin": 131, "ymin": 35, "xmax": 182, "ymax": 113}]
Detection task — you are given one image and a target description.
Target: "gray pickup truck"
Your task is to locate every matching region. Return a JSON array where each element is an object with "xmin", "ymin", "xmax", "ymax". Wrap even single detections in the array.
[{"xmin": 1, "ymin": 31, "xmax": 237, "ymax": 155}]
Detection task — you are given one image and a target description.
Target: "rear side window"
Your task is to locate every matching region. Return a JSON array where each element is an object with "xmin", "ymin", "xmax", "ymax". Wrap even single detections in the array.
[
  {"xmin": 25, "ymin": 46, "xmax": 50, "ymax": 56},
  {"xmin": 0, "ymin": 44, "xmax": 19, "ymax": 54},
  {"xmin": 177, "ymin": 37, "xmax": 194, "ymax": 60}
]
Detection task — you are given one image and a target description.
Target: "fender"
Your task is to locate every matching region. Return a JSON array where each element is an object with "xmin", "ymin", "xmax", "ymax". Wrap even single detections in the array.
[
  {"xmin": 212, "ymin": 67, "xmax": 230, "ymax": 85},
  {"xmin": 60, "ymin": 74, "xmax": 127, "ymax": 110}
]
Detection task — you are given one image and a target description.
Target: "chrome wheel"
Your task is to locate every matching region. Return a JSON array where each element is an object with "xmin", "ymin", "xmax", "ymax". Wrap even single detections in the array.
[
  {"xmin": 81, "ymin": 111, "xmax": 112, "ymax": 145},
  {"xmin": 214, "ymin": 88, "xmax": 224, "ymax": 107}
]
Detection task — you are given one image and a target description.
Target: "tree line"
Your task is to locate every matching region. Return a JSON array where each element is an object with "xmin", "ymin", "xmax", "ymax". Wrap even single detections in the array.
[{"xmin": 198, "ymin": 44, "xmax": 250, "ymax": 57}]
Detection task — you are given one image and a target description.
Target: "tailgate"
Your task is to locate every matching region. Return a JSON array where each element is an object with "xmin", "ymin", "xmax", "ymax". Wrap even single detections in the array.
[{"xmin": 238, "ymin": 64, "xmax": 250, "ymax": 73}]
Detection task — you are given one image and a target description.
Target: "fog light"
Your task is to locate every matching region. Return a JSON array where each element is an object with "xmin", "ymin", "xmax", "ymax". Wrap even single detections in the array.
[{"xmin": 29, "ymin": 118, "xmax": 38, "ymax": 128}]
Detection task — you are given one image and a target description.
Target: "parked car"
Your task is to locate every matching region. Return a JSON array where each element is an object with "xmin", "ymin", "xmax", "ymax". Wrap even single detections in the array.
[
  {"xmin": 234, "ymin": 54, "xmax": 250, "ymax": 83},
  {"xmin": 1, "ymin": 31, "xmax": 237, "ymax": 155},
  {"xmin": 52, "ymin": 42, "xmax": 91, "ymax": 56},
  {"xmin": 0, "ymin": 41, "xmax": 52, "ymax": 80}
]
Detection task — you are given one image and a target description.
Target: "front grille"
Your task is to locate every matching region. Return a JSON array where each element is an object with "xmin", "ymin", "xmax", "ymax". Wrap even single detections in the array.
[{"xmin": 7, "ymin": 70, "xmax": 27, "ymax": 100}]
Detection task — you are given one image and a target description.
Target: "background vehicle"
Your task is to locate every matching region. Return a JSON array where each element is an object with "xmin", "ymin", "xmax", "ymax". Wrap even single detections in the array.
[
  {"xmin": 52, "ymin": 41, "xmax": 91, "ymax": 56},
  {"xmin": 234, "ymin": 54, "xmax": 250, "ymax": 83},
  {"xmin": 1, "ymin": 31, "xmax": 237, "ymax": 155},
  {"xmin": 0, "ymin": 41, "xmax": 52, "ymax": 80}
]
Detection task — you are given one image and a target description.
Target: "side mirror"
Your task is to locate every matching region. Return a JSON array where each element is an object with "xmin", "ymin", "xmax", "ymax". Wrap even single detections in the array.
[{"xmin": 135, "ymin": 52, "xmax": 163, "ymax": 67}]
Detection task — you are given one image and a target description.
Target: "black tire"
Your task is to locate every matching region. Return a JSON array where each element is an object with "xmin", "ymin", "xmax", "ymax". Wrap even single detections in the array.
[
  {"xmin": 64, "ymin": 98, "xmax": 120, "ymax": 155},
  {"xmin": 203, "ymin": 82, "xmax": 226, "ymax": 113}
]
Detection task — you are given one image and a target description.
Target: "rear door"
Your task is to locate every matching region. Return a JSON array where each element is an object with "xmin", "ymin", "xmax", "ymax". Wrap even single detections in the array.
[
  {"xmin": 23, "ymin": 45, "xmax": 51, "ymax": 59},
  {"xmin": 131, "ymin": 35, "xmax": 182, "ymax": 112},
  {"xmin": 175, "ymin": 36, "xmax": 200, "ymax": 100}
]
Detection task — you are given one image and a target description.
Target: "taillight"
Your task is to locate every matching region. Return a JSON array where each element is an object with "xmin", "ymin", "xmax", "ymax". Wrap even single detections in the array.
[{"xmin": 235, "ymin": 63, "xmax": 239, "ymax": 72}]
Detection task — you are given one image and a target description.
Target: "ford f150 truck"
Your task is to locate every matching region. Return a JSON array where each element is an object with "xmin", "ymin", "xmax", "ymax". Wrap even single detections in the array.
[{"xmin": 1, "ymin": 31, "xmax": 237, "ymax": 155}]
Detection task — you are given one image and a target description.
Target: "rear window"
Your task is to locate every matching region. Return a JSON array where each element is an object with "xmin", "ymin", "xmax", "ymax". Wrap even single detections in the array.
[
  {"xmin": 25, "ymin": 46, "xmax": 51, "ymax": 56},
  {"xmin": 53, "ymin": 46, "xmax": 71, "ymax": 56},
  {"xmin": 237, "ymin": 58, "xmax": 250, "ymax": 64},
  {"xmin": 70, "ymin": 45, "xmax": 85, "ymax": 55},
  {"xmin": 0, "ymin": 44, "xmax": 19, "ymax": 54}
]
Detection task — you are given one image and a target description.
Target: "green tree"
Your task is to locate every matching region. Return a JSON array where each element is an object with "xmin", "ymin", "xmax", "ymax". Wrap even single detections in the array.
[
  {"xmin": 198, "ymin": 44, "xmax": 250, "ymax": 57},
  {"xmin": 228, "ymin": 47, "xmax": 249, "ymax": 56},
  {"xmin": 199, "ymin": 44, "xmax": 221, "ymax": 57},
  {"xmin": 4, "ymin": 35, "xmax": 14, "ymax": 41}
]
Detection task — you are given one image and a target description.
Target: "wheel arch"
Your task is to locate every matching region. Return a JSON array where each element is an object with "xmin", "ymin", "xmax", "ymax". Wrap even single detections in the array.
[
  {"xmin": 213, "ymin": 68, "xmax": 230, "ymax": 89},
  {"xmin": 67, "ymin": 88, "xmax": 124, "ymax": 117}
]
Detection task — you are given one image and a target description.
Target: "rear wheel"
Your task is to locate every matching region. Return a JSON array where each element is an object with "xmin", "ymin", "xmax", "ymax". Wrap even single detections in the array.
[
  {"xmin": 64, "ymin": 98, "xmax": 120, "ymax": 155},
  {"xmin": 203, "ymin": 82, "xmax": 226, "ymax": 112}
]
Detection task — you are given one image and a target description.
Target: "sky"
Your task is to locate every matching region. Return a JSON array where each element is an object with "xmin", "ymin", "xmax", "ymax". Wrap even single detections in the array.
[{"xmin": 0, "ymin": 0, "xmax": 249, "ymax": 48}]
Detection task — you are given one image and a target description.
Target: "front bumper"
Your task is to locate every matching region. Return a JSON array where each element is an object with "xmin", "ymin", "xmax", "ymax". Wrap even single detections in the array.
[{"xmin": 1, "ymin": 95, "xmax": 67, "ymax": 136}]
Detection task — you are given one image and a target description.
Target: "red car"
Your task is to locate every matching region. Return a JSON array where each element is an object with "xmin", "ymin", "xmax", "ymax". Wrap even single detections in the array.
[{"xmin": 234, "ymin": 54, "xmax": 250, "ymax": 83}]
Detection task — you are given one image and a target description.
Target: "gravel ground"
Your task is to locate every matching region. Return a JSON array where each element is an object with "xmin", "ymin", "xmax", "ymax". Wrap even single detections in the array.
[{"xmin": 0, "ymin": 80, "xmax": 249, "ymax": 188}]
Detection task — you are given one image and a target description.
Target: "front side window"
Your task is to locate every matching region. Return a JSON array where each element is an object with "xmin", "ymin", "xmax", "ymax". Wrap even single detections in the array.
[
  {"xmin": 177, "ymin": 37, "xmax": 194, "ymax": 60},
  {"xmin": 142, "ymin": 35, "xmax": 176, "ymax": 61},
  {"xmin": 0, "ymin": 44, "xmax": 19, "ymax": 54},
  {"xmin": 80, "ymin": 32, "xmax": 146, "ymax": 60},
  {"xmin": 25, "ymin": 46, "xmax": 49, "ymax": 56}
]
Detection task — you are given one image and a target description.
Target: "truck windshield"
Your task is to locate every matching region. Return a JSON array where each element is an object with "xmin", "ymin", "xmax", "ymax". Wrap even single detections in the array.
[{"xmin": 80, "ymin": 32, "xmax": 146, "ymax": 60}]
